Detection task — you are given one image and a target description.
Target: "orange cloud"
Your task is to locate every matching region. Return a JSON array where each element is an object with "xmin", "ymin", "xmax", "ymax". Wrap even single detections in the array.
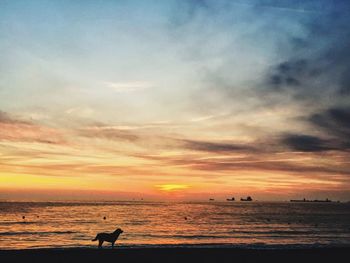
[{"xmin": 0, "ymin": 112, "xmax": 65, "ymax": 144}]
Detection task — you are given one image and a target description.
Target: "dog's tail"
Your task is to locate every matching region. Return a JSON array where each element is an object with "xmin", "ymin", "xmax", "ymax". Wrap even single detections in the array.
[{"xmin": 91, "ymin": 236, "xmax": 98, "ymax": 241}]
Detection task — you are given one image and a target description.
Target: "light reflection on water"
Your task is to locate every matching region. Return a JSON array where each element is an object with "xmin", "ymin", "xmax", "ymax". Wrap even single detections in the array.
[{"xmin": 0, "ymin": 201, "xmax": 349, "ymax": 249}]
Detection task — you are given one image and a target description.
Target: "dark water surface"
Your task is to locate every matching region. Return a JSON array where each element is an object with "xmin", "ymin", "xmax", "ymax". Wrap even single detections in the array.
[{"xmin": 0, "ymin": 201, "xmax": 349, "ymax": 249}]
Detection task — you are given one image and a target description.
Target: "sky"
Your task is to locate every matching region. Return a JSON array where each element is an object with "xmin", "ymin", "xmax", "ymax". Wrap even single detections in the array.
[{"xmin": 0, "ymin": 0, "xmax": 349, "ymax": 201}]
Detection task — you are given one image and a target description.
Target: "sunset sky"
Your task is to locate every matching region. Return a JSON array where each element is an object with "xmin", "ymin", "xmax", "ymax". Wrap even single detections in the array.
[{"xmin": 1, "ymin": 0, "xmax": 349, "ymax": 201}]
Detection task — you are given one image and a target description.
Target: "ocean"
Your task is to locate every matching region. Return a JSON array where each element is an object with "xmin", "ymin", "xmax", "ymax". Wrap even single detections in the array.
[{"xmin": 0, "ymin": 201, "xmax": 349, "ymax": 249}]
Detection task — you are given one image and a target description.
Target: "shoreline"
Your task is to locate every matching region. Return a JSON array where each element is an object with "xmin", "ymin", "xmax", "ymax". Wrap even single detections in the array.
[
  {"xmin": 1, "ymin": 242, "xmax": 350, "ymax": 250},
  {"xmin": 1, "ymin": 247, "xmax": 349, "ymax": 263}
]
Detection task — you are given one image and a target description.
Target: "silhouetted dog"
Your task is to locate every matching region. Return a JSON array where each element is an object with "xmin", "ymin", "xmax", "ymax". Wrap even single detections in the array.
[{"xmin": 92, "ymin": 228, "xmax": 123, "ymax": 248}]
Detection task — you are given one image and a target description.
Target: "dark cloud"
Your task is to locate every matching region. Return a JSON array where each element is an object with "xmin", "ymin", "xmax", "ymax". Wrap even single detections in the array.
[
  {"xmin": 180, "ymin": 139, "xmax": 254, "ymax": 153},
  {"xmin": 264, "ymin": 2, "xmax": 350, "ymax": 154},
  {"xmin": 310, "ymin": 107, "xmax": 350, "ymax": 138},
  {"xmin": 268, "ymin": 59, "xmax": 310, "ymax": 89},
  {"xmin": 281, "ymin": 107, "xmax": 350, "ymax": 152},
  {"xmin": 282, "ymin": 134, "xmax": 334, "ymax": 152},
  {"xmin": 266, "ymin": 2, "xmax": 350, "ymax": 99},
  {"xmin": 309, "ymin": 107, "xmax": 350, "ymax": 149}
]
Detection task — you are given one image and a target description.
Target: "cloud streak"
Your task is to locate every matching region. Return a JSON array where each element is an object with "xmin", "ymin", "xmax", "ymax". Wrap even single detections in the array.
[
  {"xmin": 103, "ymin": 81, "xmax": 153, "ymax": 92},
  {"xmin": 78, "ymin": 126, "xmax": 139, "ymax": 142},
  {"xmin": 179, "ymin": 139, "xmax": 254, "ymax": 153},
  {"xmin": 0, "ymin": 110, "xmax": 65, "ymax": 145}
]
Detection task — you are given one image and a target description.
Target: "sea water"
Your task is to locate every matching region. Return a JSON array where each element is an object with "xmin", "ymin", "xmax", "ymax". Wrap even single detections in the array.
[{"xmin": 0, "ymin": 201, "xmax": 349, "ymax": 249}]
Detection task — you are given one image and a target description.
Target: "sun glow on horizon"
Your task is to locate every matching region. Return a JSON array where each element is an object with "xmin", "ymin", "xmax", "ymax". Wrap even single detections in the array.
[{"xmin": 155, "ymin": 184, "xmax": 190, "ymax": 192}]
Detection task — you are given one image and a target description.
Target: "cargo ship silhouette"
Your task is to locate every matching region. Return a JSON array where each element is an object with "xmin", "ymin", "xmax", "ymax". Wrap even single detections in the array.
[
  {"xmin": 290, "ymin": 198, "xmax": 332, "ymax": 203},
  {"xmin": 240, "ymin": 196, "xmax": 253, "ymax": 201}
]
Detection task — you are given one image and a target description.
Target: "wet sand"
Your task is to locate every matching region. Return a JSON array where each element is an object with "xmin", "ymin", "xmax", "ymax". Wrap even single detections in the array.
[{"xmin": 0, "ymin": 247, "xmax": 349, "ymax": 263}]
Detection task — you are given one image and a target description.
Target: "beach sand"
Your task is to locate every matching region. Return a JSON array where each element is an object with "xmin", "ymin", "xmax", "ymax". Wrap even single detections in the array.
[{"xmin": 0, "ymin": 247, "xmax": 349, "ymax": 263}]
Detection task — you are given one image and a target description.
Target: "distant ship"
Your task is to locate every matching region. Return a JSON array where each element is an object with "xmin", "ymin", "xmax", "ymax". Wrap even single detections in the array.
[
  {"xmin": 240, "ymin": 196, "xmax": 253, "ymax": 201},
  {"xmin": 290, "ymin": 198, "xmax": 333, "ymax": 203},
  {"xmin": 209, "ymin": 198, "xmax": 215, "ymax": 201},
  {"xmin": 226, "ymin": 197, "xmax": 235, "ymax": 201}
]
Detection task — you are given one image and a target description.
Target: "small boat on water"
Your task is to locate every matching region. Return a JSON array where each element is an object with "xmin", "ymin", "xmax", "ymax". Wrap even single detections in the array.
[
  {"xmin": 209, "ymin": 198, "xmax": 215, "ymax": 201},
  {"xmin": 240, "ymin": 196, "xmax": 253, "ymax": 201},
  {"xmin": 226, "ymin": 197, "xmax": 235, "ymax": 201}
]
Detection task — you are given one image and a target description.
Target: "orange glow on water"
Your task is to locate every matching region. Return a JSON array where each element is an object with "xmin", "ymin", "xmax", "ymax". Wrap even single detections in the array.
[{"xmin": 1, "ymin": 201, "xmax": 349, "ymax": 249}]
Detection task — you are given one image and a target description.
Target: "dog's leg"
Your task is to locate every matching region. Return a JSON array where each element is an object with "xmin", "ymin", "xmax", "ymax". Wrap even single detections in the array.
[
  {"xmin": 98, "ymin": 240, "xmax": 103, "ymax": 248},
  {"xmin": 112, "ymin": 242, "xmax": 115, "ymax": 249}
]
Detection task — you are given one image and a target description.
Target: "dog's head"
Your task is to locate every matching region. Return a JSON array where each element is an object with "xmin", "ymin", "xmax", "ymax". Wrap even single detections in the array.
[{"xmin": 114, "ymin": 228, "xmax": 123, "ymax": 234}]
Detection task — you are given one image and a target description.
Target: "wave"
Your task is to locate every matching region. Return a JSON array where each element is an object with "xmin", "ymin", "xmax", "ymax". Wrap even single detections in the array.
[
  {"xmin": 134, "ymin": 229, "xmax": 350, "ymax": 239},
  {"xmin": 121, "ymin": 243, "xmax": 350, "ymax": 249},
  {"xmin": 0, "ymin": 231, "xmax": 77, "ymax": 236},
  {"xmin": 228, "ymin": 230, "xmax": 320, "ymax": 235},
  {"xmin": 0, "ymin": 221, "xmax": 39, "ymax": 225}
]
